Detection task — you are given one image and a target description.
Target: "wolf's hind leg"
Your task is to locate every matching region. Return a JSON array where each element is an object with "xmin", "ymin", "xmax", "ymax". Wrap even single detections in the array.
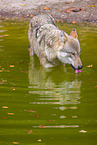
[
  {"xmin": 28, "ymin": 21, "xmax": 34, "ymax": 56},
  {"xmin": 30, "ymin": 43, "xmax": 34, "ymax": 56}
]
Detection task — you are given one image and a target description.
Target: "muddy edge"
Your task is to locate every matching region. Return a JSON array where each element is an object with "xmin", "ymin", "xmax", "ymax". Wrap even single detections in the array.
[{"xmin": 0, "ymin": 0, "xmax": 97, "ymax": 25}]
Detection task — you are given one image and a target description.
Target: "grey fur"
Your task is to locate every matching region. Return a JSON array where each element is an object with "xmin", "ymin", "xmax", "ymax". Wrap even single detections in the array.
[{"xmin": 28, "ymin": 14, "xmax": 82, "ymax": 70}]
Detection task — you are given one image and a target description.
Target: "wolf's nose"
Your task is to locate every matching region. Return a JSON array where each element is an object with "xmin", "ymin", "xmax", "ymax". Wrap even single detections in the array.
[{"xmin": 78, "ymin": 65, "xmax": 83, "ymax": 69}]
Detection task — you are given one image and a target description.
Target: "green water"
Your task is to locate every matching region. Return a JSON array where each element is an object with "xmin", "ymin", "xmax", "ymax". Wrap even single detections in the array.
[{"xmin": 0, "ymin": 20, "xmax": 97, "ymax": 145}]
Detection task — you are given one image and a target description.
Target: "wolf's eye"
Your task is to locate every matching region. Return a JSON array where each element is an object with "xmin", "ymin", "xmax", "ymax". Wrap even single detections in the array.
[
  {"xmin": 72, "ymin": 53, "xmax": 75, "ymax": 56},
  {"xmin": 67, "ymin": 52, "xmax": 75, "ymax": 56}
]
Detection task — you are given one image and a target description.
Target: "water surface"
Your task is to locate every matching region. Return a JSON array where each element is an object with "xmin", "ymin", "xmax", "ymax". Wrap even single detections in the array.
[{"xmin": 0, "ymin": 20, "xmax": 97, "ymax": 145}]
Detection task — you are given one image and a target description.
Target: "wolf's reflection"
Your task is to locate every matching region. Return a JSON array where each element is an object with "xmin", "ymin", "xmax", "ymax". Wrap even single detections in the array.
[{"xmin": 28, "ymin": 56, "xmax": 82, "ymax": 105}]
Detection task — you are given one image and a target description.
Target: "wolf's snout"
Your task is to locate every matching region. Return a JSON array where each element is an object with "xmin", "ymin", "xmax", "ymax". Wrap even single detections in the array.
[
  {"xmin": 70, "ymin": 64, "xmax": 83, "ymax": 71},
  {"xmin": 78, "ymin": 65, "xmax": 83, "ymax": 70}
]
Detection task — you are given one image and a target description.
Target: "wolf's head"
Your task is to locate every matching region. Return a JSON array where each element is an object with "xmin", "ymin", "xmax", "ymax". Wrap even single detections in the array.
[{"xmin": 57, "ymin": 29, "xmax": 83, "ymax": 71}]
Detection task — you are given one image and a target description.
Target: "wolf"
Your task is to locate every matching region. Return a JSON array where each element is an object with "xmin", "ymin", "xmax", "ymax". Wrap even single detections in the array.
[{"xmin": 28, "ymin": 14, "xmax": 83, "ymax": 71}]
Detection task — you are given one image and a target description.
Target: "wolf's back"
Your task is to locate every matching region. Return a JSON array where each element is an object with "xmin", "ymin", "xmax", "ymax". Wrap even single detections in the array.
[{"xmin": 29, "ymin": 14, "xmax": 56, "ymax": 29}]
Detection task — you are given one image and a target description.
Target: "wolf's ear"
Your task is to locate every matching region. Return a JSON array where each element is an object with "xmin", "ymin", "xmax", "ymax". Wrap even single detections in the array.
[
  {"xmin": 70, "ymin": 29, "xmax": 78, "ymax": 39},
  {"xmin": 60, "ymin": 31, "xmax": 68, "ymax": 42}
]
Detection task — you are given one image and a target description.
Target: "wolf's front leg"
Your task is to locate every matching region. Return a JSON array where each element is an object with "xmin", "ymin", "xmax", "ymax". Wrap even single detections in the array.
[
  {"xmin": 40, "ymin": 53, "xmax": 54, "ymax": 68},
  {"xmin": 44, "ymin": 63, "xmax": 54, "ymax": 68}
]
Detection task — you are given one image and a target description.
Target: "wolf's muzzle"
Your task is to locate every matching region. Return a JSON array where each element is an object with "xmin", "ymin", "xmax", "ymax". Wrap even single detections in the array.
[
  {"xmin": 70, "ymin": 64, "xmax": 83, "ymax": 70},
  {"xmin": 78, "ymin": 65, "xmax": 83, "ymax": 70}
]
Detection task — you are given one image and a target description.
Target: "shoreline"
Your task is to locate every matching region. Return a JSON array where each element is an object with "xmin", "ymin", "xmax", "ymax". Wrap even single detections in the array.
[{"xmin": 0, "ymin": 0, "xmax": 97, "ymax": 26}]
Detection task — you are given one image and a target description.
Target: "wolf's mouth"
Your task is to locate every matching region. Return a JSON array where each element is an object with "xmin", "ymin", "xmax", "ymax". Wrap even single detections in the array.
[
  {"xmin": 70, "ymin": 64, "xmax": 76, "ymax": 70},
  {"xmin": 70, "ymin": 64, "xmax": 83, "ymax": 73}
]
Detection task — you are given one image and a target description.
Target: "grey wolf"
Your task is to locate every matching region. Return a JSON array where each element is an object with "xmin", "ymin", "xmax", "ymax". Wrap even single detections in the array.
[{"xmin": 28, "ymin": 14, "xmax": 83, "ymax": 71}]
